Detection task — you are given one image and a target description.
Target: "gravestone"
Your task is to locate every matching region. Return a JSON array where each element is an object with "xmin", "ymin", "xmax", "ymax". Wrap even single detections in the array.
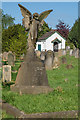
[
  {"xmin": 75, "ymin": 49, "xmax": 79, "ymax": 58},
  {"xmin": 0, "ymin": 53, "xmax": 2, "ymax": 58},
  {"xmin": 35, "ymin": 50, "xmax": 41, "ymax": 58},
  {"xmin": 66, "ymin": 64, "xmax": 74, "ymax": 69},
  {"xmin": 3, "ymin": 65, "xmax": 11, "ymax": 82},
  {"xmin": 8, "ymin": 52, "xmax": 15, "ymax": 66},
  {"xmin": 72, "ymin": 48, "xmax": 76, "ymax": 56},
  {"xmin": 62, "ymin": 50, "xmax": 66, "ymax": 56},
  {"xmin": 66, "ymin": 46, "xmax": 70, "ymax": 51},
  {"xmin": 11, "ymin": 4, "xmax": 53, "ymax": 94},
  {"xmin": 45, "ymin": 50, "xmax": 54, "ymax": 70},
  {"xmin": 2, "ymin": 52, "xmax": 8, "ymax": 61},
  {"xmin": 61, "ymin": 57, "xmax": 67, "ymax": 64},
  {"xmin": 40, "ymin": 51, "xmax": 46, "ymax": 61},
  {"xmin": 69, "ymin": 49, "xmax": 73, "ymax": 56},
  {"xmin": 58, "ymin": 50, "xmax": 63, "ymax": 57},
  {"xmin": 53, "ymin": 55, "xmax": 60, "ymax": 69},
  {"xmin": 20, "ymin": 54, "xmax": 24, "ymax": 60}
]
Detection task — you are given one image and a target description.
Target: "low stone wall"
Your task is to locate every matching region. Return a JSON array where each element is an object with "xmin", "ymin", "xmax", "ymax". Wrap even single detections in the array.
[{"xmin": 2, "ymin": 100, "xmax": 78, "ymax": 119}]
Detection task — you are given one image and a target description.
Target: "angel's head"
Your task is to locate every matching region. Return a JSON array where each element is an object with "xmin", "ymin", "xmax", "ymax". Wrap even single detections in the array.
[{"xmin": 33, "ymin": 13, "xmax": 39, "ymax": 20}]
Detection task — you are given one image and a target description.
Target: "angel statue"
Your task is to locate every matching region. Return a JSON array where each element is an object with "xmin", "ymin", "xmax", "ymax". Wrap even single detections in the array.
[{"xmin": 18, "ymin": 4, "xmax": 53, "ymax": 50}]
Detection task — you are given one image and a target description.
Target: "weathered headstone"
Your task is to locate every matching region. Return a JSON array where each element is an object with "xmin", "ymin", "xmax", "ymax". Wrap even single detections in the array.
[
  {"xmin": 61, "ymin": 57, "xmax": 67, "ymax": 64},
  {"xmin": 66, "ymin": 64, "xmax": 74, "ymax": 69},
  {"xmin": 20, "ymin": 54, "xmax": 24, "ymax": 60},
  {"xmin": 66, "ymin": 46, "xmax": 70, "ymax": 51},
  {"xmin": 62, "ymin": 50, "xmax": 66, "ymax": 56},
  {"xmin": 35, "ymin": 50, "xmax": 41, "ymax": 58},
  {"xmin": 53, "ymin": 56, "xmax": 60, "ymax": 69},
  {"xmin": 40, "ymin": 51, "xmax": 46, "ymax": 61},
  {"xmin": 11, "ymin": 4, "xmax": 53, "ymax": 94},
  {"xmin": 45, "ymin": 50, "xmax": 54, "ymax": 70},
  {"xmin": 72, "ymin": 48, "xmax": 76, "ymax": 56},
  {"xmin": 2, "ymin": 52, "xmax": 8, "ymax": 61},
  {"xmin": 69, "ymin": 49, "xmax": 73, "ymax": 56},
  {"xmin": 8, "ymin": 52, "xmax": 15, "ymax": 66},
  {"xmin": 3, "ymin": 65, "xmax": 11, "ymax": 82},
  {"xmin": 75, "ymin": 49, "xmax": 79, "ymax": 58},
  {"xmin": 58, "ymin": 50, "xmax": 63, "ymax": 57},
  {"xmin": 0, "ymin": 53, "xmax": 2, "ymax": 58}
]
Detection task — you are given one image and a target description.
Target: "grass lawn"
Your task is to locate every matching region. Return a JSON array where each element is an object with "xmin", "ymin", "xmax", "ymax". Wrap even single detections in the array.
[
  {"xmin": 2, "ymin": 110, "xmax": 14, "ymax": 119},
  {"xmin": 2, "ymin": 54, "xmax": 78, "ymax": 114}
]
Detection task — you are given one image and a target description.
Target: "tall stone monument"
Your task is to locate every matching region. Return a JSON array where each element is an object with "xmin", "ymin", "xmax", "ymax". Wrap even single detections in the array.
[{"xmin": 11, "ymin": 4, "xmax": 53, "ymax": 94}]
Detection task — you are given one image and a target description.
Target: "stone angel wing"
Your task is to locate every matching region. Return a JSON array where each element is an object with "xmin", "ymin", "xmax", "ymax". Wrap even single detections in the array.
[
  {"xmin": 38, "ymin": 9, "xmax": 53, "ymax": 31},
  {"xmin": 18, "ymin": 4, "xmax": 32, "ymax": 30},
  {"xmin": 39, "ymin": 9, "xmax": 53, "ymax": 22}
]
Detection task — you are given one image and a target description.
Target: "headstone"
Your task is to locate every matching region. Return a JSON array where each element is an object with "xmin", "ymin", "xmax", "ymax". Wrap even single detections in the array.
[
  {"xmin": 62, "ymin": 50, "xmax": 66, "ymax": 56},
  {"xmin": 40, "ymin": 51, "xmax": 46, "ymax": 61},
  {"xmin": 58, "ymin": 50, "xmax": 63, "ymax": 57},
  {"xmin": 61, "ymin": 57, "xmax": 67, "ymax": 64},
  {"xmin": 66, "ymin": 64, "xmax": 74, "ymax": 69},
  {"xmin": 35, "ymin": 50, "xmax": 41, "ymax": 58},
  {"xmin": 45, "ymin": 50, "xmax": 54, "ymax": 70},
  {"xmin": 53, "ymin": 56, "xmax": 60, "ymax": 69},
  {"xmin": 66, "ymin": 46, "xmax": 70, "ymax": 51},
  {"xmin": 20, "ymin": 54, "xmax": 24, "ymax": 60},
  {"xmin": 72, "ymin": 48, "xmax": 76, "ymax": 56},
  {"xmin": 75, "ymin": 49, "xmax": 79, "ymax": 58},
  {"xmin": 0, "ymin": 53, "xmax": 2, "ymax": 58},
  {"xmin": 11, "ymin": 4, "xmax": 53, "ymax": 94},
  {"xmin": 3, "ymin": 65, "xmax": 11, "ymax": 82},
  {"xmin": 8, "ymin": 52, "xmax": 15, "ymax": 66},
  {"xmin": 2, "ymin": 52, "xmax": 8, "ymax": 61},
  {"xmin": 69, "ymin": 49, "xmax": 73, "ymax": 56}
]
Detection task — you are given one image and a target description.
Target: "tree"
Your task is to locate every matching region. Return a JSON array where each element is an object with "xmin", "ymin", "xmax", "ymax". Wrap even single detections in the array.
[
  {"xmin": 56, "ymin": 20, "xmax": 70, "ymax": 39},
  {"xmin": 2, "ymin": 24, "xmax": 28, "ymax": 57},
  {"xmin": 38, "ymin": 22, "xmax": 51, "ymax": 38},
  {"xmin": 68, "ymin": 19, "xmax": 79, "ymax": 49},
  {"xmin": 2, "ymin": 11, "xmax": 15, "ymax": 29}
]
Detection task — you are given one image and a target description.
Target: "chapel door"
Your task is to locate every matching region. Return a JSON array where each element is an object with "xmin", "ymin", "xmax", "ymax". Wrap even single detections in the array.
[
  {"xmin": 38, "ymin": 44, "xmax": 41, "ymax": 51},
  {"xmin": 54, "ymin": 42, "xmax": 58, "ymax": 52}
]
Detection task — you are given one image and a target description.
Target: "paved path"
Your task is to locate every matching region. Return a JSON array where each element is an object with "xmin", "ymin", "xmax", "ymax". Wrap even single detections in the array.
[{"xmin": 1, "ymin": 99, "xmax": 79, "ymax": 119}]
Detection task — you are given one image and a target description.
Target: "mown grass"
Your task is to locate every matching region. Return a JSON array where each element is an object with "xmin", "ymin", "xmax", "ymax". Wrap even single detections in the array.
[
  {"xmin": 2, "ymin": 54, "xmax": 78, "ymax": 114},
  {"xmin": 2, "ymin": 110, "xmax": 14, "ymax": 119}
]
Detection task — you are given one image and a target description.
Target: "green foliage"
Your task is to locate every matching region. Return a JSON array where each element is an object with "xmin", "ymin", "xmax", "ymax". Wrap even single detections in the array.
[
  {"xmin": 2, "ymin": 110, "xmax": 14, "ymax": 119},
  {"xmin": 68, "ymin": 18, "xmax": 79, "ymax": 49},
  {"xmin": 2, "ymin": 24, "xmax": 27, "ymax": 57},
  {"xmin": 2, "ymin": 10, "xmax": 15, "ymax": 29},
  {"xmin": 65, "ymin": 41, "xmax": 74, "ymax": 49},
  {"xmin": 38, "ymin": 22, "xmax": 51, "ymax": 38},
  {"xmin": 2, "ymin": 54, "xmax": 78, "ymax": 113}
]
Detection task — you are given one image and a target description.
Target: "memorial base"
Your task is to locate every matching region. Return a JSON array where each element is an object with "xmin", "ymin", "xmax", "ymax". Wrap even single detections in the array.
[
  {"xmin": 11, "ymin": 85, "xmax": 53, "ymax": 94},
  {"xmin": 10, "ymin": 49, "xmax": 53, "ymax": 94}
]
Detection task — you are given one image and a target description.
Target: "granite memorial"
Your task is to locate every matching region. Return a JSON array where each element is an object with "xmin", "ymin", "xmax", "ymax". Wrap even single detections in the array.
[{"xmin": 11, "ymin": 4, "xmax": 53, "ymax": 94}]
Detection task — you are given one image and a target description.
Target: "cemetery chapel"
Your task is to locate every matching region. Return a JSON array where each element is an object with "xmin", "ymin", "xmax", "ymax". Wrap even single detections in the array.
[{"xmin": 36, "ymin": 30, "xmax": 66, "ymax": 52}]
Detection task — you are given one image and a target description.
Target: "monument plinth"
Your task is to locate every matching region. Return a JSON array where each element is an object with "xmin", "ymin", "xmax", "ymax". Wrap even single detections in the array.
[{"xmin": 11, "ymin": 4, "xmax": 53, "ymax": 94}]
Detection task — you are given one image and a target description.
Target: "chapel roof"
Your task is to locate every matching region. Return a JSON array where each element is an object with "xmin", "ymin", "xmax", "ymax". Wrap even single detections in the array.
[{"xmin": 38, "ymin": 29, "xmax": 66, "ymax": 41}]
